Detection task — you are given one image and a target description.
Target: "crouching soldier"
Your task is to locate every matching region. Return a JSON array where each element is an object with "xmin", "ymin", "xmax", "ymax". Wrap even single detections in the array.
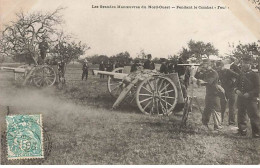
[
  {"xmin": 234, "ymin": 57, "xmax": 260, "ymax": 138},
  {"xmin": 192, "ymin": 59, "xmax": 222, "ymax": 131}
]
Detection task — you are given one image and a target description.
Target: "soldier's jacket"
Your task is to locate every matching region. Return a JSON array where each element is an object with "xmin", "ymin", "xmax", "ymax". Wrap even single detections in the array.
[
  {"xmin": 39, "ymin": 41, "xmax": 48, "ymax": 51},
  {"xmin": 82, "ymin": 63, "xmax": 88, "ymax": 71},
  {"xmin": 217, "ymin": 69, "xmax": 239, "ymax": 90},
  {"xmin": 198, "ymin": 69, "xmax": 220, "ymax": 96},
  {"xmin": 230, "ymin": 63, "xmax": 241, "ymax": 74},
  {"xmin": 235, "ymin": 70, "xmax": 260, "ymax": 98}
]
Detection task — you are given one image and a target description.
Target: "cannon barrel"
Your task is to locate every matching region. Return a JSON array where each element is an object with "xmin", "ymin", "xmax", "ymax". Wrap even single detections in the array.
[
  {"xmin": 93, "ymin": 70, "xmax": 128, "ymax": 80},
  {"xmin": 0, "ymin": 67, "xmax": 26, "ymax": 73},
  {"xmin": 177, "ymin": 64, "xmax": 200, "ymax": 66}
]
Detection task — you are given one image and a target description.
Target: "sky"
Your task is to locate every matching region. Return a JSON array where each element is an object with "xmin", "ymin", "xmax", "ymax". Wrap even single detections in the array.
[{"xmin": 1, "ymin": 0, "xmax": 259, "ymax": 58}]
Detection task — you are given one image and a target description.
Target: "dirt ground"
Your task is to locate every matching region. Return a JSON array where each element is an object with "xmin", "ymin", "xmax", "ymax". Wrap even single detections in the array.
[{"xmin": 0, "ymin": 64, "xmax": 260, "ymax": 165}]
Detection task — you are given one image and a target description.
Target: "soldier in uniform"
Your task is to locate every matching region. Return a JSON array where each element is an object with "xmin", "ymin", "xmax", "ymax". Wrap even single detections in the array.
[
  {"xmin": 57, "ymin": 60, "xmax": 66, "ymax": 83},
  {"xmin": 99, "ymin": 61, "xmax": 105, "ymax": 78},
  {"xmin": 192, "ymin": 59, "xmax": 222, "ymax": 131},
  {"xmin": 39, "ymin": 36, "xmax": 49, "ymax": 60},
  {"xmin": 216, "ymin": 61, "xmax": 239, "ymax": 125},
  {"xmin": 143, "ymin": 54, "xmax": 155, "ymax": 70},
  {"xmin": 130, "ymin": 60, "xmax": 139, "ymax": 72},
  {"xmin": 159, "ymin": 58, "xmax": 169, "ymax": 74},
  {"xmin": 82, "ymin": 59, "xmax": 89, "ymax": 81},
  {"xmin": 230, "ymin": 57, "xmax": 241, "ymax": 74},
  {"xmin": 234, "ymin": 57, "xmax": 260, "ymax": 138}
]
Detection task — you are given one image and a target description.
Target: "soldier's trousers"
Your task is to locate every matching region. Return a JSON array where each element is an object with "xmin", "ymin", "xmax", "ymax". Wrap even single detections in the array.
[
  {"xmin": 221, "ymin": 89, "xmax": 237, "ymax": 125},
  {"xmin": 202, "ymin": 95, "xmax": 222, "ymax": 128},
  {"xmin": 237, "ymin": 96, "xmax": 260, "ymax": 136},
  {"xmin": 40, "ymin": 51, "xmax": 47, "ymax": 60},
  {"xmin": 82, "ymin": 70, "xmax": 88, "ymax": 80}
]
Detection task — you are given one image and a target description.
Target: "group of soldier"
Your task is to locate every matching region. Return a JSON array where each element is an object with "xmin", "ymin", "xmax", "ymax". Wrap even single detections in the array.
[
  {"xmin": 42, "ymin": 32, "xmax": 259, "ymax": 138},
  {"xmin": 193, "ymin": 57, "xmax": 260, "ymax": 138}
]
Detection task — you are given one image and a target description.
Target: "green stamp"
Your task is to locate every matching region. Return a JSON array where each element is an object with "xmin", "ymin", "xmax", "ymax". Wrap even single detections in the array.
[{"xmin": 6, "ymin": 114, "xmax": 44, "ymax": 160}]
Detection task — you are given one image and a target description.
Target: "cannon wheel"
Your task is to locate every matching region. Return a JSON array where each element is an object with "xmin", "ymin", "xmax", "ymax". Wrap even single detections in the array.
[
  {"xmin": 32, "ymin": 65, "xmax": 57, "ymax": 87},
  {"xmin": 107, "ymin": 67, "xmax": 124, "ymax": 98},
  {"xmin": 136, "ymin": 76, "xmax": 178, "ymax": 116}
]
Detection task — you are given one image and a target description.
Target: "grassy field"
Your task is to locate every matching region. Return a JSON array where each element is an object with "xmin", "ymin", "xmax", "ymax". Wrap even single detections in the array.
[{"xmin": 0, "ymin": 64, "xmax": 260, "ymax": 165}]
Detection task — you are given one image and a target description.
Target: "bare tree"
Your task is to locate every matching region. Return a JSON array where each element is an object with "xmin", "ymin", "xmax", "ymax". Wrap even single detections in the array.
[{"xmin": 0, "ymin": 7, "xmax": 64, "ymax": 64}]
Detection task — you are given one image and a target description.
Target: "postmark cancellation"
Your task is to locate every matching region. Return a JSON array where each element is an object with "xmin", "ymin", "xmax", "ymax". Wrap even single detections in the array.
[{"xmin": 6, "ymin": 114, "xmax": 44, "ymax": 160}]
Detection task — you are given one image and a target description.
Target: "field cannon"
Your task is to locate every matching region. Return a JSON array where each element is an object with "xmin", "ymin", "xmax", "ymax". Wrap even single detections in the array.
[
  {"xmin": 0, "ymin": 64, "xmax": 57, "ymax": 87},
  {"xmin": 94, "ymin": 68, "xmax": 185, "ymax": 116}
]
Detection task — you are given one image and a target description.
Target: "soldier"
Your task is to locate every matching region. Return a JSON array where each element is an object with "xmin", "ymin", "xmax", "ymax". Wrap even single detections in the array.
[
  {"xmin": 234, "ymin": 57, "xmax": 260, "ymax": 138},
  {"xmin": 82, "ymin": 59, "xmax": 89, "ymax": 81},
  {"xmin": 99, "ymin": 61, "xmax": 105, "ymax": 78},
  {"xmin": 57, "ymin": 60, "xmax": 66, "ymax": 83},
  {"xmin": 192, "ymin": 59, "xmax": 222, "ymax": 131},
  {"xmin": 115, "ymin": 60, "xmax": 120, "ymax": 69},
  {"xmin": 39, "ymin": 36, "xmax": 49, "ymax": 60},
  {"xmin": 130, "ymin": 60, "xmax": 139, "ymax": 72},
  {"xmin": 159, "ymin": 58, "xmax": 169, "ymax": 74},
  {"xmin": 216, "ymin": 61, "xmax": 239, "ymax": 126},
  {"xmin": 230, "ymin": 57, "xmax": 241, "ymax": 74},
  {"xmin": 168, "ymin": 62, "xmax": 174, "ymax": 73},
  {"xmin": 143, "ymin": 54, "xmax": 155, "ymax": 70}
]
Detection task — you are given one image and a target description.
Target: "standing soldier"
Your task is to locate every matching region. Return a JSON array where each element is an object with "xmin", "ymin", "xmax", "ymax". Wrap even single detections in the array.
[
  {"xmin": 143, "ymin": 54, "xmax": 155, "ymax": 70},
  {"xmin": 57, "ymin": 60, "xmax": 66, "ymax": 83},
  {"xmin": 230, "ymin": 57, "xmax": 241, "ymax": 74},
  {"xmin": 159, "ymin": 58, "xmax": 169, "ymax": 74},
  {"xmin": 99, "ymin": 61, "xmax": 105, "ymax": 78},
  {"xmin": 39, "ymin": 36, "xmax": 49, "ymax": 60},
  {"xmin": 131, "ymin": 59, "xmax": 140, "ymax": 72},
  {"xmin": 216, "ymin": 61, "xmax": 239, "ymax": 126},
  {"xmin": 234, "ymin": 57, "xmax": 260, "ymax": 138},
  {"xmin": 82, "ymin": 59, "xmax": 89, "ymax": 81},
  {"xmin": 192, "ymin": 59, "xmax": 222, "ymax": 131}
]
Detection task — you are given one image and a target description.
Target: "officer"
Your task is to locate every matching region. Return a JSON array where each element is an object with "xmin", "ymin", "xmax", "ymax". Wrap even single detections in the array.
[
  {"xmin": 39, "ymin": 36, "xmax": 49, "ymax": 60},
  {"xmin": 82, "ymin": 59, "xmax": 89, "ymax": 81},
  {"xmin": 216, "ymin": 61, "xmax": 239, "ymax": 125},
  {"xmin": 192, "ymin": 59, "xmax": 222, "ymax": 131},
  {"xmin": 234, "ymin": 57, "xmax": 260, "ymax": 138}
]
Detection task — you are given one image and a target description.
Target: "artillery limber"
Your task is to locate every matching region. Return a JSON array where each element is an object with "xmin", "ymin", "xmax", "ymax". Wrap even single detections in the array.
[
  {"xmin": 94, "ymin": 67, "xmax": 185, "ymax": 116},
  {"xmin": 0, "ymin": 64, "xmax": 57, "ymax": 87}
]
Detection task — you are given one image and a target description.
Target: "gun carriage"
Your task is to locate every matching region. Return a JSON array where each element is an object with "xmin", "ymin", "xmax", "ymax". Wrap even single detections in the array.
[
  {"xmin": 0, "ymin": 64, "xmax": 57, "ymax": 87},
  {"xmin": 94, "ymin": 67, "xmax": 186, "ymax": 116}
]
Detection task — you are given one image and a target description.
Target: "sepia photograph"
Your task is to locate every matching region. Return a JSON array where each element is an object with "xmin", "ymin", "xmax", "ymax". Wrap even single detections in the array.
[{"xmin": 0, "ymin": 0, "xmax": 260, "ymax": 165}]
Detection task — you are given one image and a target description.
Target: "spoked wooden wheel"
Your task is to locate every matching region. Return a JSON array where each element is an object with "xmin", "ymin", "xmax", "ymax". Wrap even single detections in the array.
[
  {"xmin": 32, "ymin": 65, "xmax": 56, "ymax": 87},
  {"xmin": 107, "ymin": 67, "xmax": 124, "ymax": 98},
  {"xmin": 136, "ymin": 76, "xmax": 178, "ymax": 116}
]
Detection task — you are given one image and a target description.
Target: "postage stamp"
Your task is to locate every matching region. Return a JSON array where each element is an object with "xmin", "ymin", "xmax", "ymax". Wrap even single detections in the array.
[{"xmin": 6, "ymin": 114, "xmax": 44, "ymax": 160}]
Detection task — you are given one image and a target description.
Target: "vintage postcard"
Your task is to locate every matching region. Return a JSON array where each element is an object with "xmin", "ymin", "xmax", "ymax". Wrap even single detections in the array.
[{"xmin": 0, "ymin": 0, "xmax": 259, "ymax": 165}]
